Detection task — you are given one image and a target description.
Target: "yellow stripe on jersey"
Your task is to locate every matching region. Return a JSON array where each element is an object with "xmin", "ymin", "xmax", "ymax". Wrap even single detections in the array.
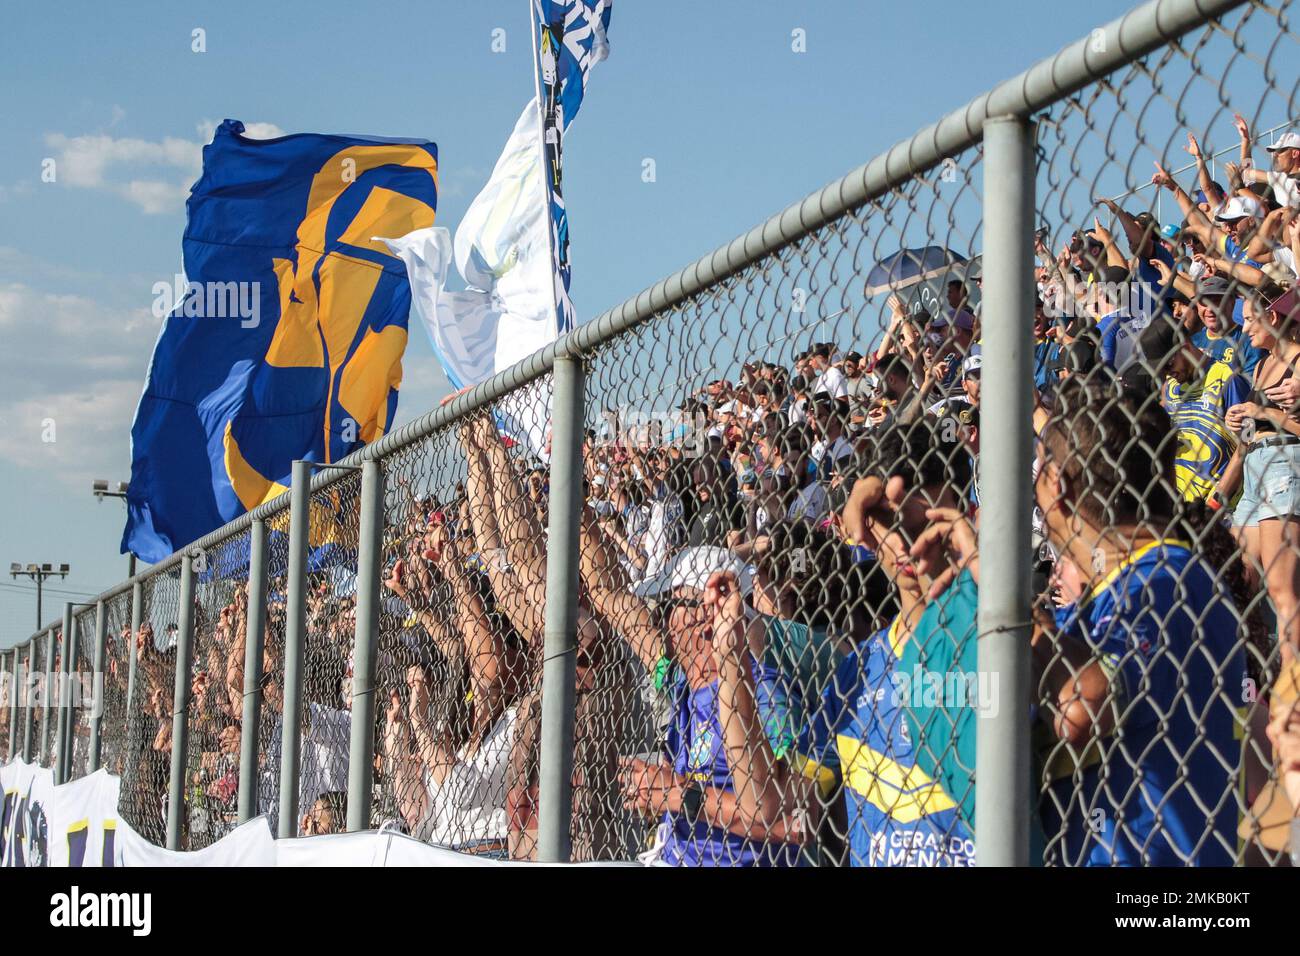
[
  {"xmin": 835, "ymin": 734, "xmax": 957, "ymax": 823},
  {"xmin": 1087, "ymin": 539, "xmax": 1192, "ymax": 601},
  {"xmin": 793, "ymin": 751, "xmax": 839, "ymax": 797}
]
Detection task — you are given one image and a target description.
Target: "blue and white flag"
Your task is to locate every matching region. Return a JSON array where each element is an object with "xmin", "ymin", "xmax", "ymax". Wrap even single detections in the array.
[
  {"xmin": 533, "ymin": 0, "xmax": 612, "ymax": 334},
  {"xmin": 386, "ymin": 2, "xmax": 611, "ymax": 455}
]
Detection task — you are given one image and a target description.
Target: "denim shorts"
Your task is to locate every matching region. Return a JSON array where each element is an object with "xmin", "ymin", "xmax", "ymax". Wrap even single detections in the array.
[{"xmin": 1232, "ymin": 439, "xmax": 1300, "ymax": 527}]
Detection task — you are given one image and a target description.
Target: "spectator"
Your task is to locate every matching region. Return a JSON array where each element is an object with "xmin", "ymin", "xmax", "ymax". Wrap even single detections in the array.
[
  {"xmin": 581, "ymin": 532, "xmax": 813, "ymax": 866},
  {"xmin": 1033, "ymin": 376, "xmax": 1245, "ymax": 864},
  {"xmin": 1137, "ymin": 313, "xmax": 1249, "ymax": 503},
  {"xmin": 1224, "ymin": 286, "xmax": 1300, "ymax": 648},
  {"xmin": 809, "ymin": 343, "xmax": 847, "ymax": 400}
]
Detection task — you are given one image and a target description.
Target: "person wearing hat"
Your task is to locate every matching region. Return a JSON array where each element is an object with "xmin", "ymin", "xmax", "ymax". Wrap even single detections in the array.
[
  {"xmin": 580, "ymin": 524, "xmax": 819, "ymax": 866},
  {"xmin": 1137, "ymin": 313, "xmax": 1249, "ymax": 503},
  {"xmin": 1234, "ymin": 111, "xmax": 1300, "ymax": 209},
  {"xmin": 1152, "ymin": 158, "xmax": 1267, "ymax": 270},
  {"xmin": 1190, "ymin": 273, "xmax": 1263, "ymax": 375}
]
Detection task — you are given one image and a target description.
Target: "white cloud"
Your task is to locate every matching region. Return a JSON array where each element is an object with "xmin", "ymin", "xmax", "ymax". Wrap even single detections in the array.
[
  {"xmin": 0, "ymin": 281, "xmax": 158, "ymax": 486},
  {"xmin": 41, "ymin": 120, "xmax": 282, "ymax": 215}
]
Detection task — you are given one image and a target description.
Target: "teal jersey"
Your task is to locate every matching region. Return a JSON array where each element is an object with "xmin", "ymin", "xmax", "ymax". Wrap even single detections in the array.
[
  {"xmin": 806, "ymin": 619, "xmax": 975, "ymax": 866},
  {"xmin": 897, "ymin": 569, "xmax": 979, "ymax": 831}
]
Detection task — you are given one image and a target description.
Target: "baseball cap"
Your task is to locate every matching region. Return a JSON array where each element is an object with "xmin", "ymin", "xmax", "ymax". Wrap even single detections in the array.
[
  {"xmin": 1195, "ymin": 274, "xmax": 1232, "ymax": 298},
  {"xmin": 1267, "ymin": 287, "xmax": 1300, "ymax": 325},
  {"xmin": 1215, "ymin": 195, "xmax": 1266, "ymax": 222},
  {"xmin": 1160, "ymin": 223, "xmax": 1181, "ymax": 241},
  {"xmin": 1266, "ymin": 132, "xmax": 1300, "ymax": 152},
  {"xmin": 631, "ymin": 546, "xmax": 755, "ymax": 599},
  {"xmin": 962, "ymin": 351, "xmax": 983, "ymax": 377},
  {"xmin": 1136, "ymin": 315, "xmax": 1189, "ymax": 368}
]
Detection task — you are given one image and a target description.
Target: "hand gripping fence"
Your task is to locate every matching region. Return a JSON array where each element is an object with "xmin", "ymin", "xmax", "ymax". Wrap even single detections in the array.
[{"xmin": 14, "ymin": 0, "xmax": 1300, "ymax": 866}]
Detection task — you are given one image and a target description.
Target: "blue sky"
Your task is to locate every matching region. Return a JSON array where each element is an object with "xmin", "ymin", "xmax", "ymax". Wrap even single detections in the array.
[{"xmin": 0, "ymin": 0, "xmax": 1187, "ymax": 646}]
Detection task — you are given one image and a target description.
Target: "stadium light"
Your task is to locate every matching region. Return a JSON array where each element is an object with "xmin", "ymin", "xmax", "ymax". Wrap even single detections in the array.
[
  {"xmin": 8, "ymin": 561, "xmax": 70, "ymax": 630},
  {"xmin": 92, "ymin": 479, "xmax": 129, "ymax": 502}
]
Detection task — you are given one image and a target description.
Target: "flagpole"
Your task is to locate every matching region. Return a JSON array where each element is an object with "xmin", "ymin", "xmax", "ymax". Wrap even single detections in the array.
[{"xmin": 529, "ymin": 0, "xmax": 566, "ymax": 336}]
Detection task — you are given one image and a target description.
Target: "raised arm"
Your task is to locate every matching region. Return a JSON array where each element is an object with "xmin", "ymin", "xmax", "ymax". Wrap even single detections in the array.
[
  {"xmin": 469, "ymin": 415, "xmax": 549, "ymax": 631},
  {"xmin": 578, "ymin": 506, "xmax": 663, "ymax": 673},
  {"xmin": 462, "ymin": 418, "xmax": 544, "ymax": 643},
  {"xmin": 434, "ymin": 524, "xmax": 522, "ymax": 736},
  {"xmin": 707, "ymin": 571, "xmax": 819, "ymax": 843},
  {"xmin": 1152, "ymin": 160, "xmax": 1222, "ymax": 249}
]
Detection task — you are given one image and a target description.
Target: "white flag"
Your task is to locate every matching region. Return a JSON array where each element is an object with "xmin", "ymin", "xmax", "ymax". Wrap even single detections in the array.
[{"xmin": 382, "ymin": 99, "xmax": 560, "ymax": 455}]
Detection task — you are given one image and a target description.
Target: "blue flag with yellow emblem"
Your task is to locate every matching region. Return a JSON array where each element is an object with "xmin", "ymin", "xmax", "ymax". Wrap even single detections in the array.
[{"xmin": 123, "ymin": 119, "xmax": 438, "ymax": 562}]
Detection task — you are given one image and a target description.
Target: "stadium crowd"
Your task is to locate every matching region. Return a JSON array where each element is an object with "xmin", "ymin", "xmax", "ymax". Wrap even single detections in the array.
[{"xmin": 109, "ymin": 114, "xmax": 1300, "ymax": 865}]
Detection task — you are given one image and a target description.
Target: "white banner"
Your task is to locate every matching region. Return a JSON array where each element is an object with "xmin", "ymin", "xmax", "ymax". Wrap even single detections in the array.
[{"xmin": 1, "ymin": 760, "xmax": 633, "ymax": 866}]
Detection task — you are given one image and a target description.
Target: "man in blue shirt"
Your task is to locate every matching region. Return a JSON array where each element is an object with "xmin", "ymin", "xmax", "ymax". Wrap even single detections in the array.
[
  {"xmin": 1190, "ymin": 274, "xmax": 1262, "ymax": 375},
  {"xmin": 1092, "ymin": 266, "xmax": 1155, "ymax": 371},
  {"xmin": 1033, "ymin": 376, "xmax": 1245, "ymax": 865}
]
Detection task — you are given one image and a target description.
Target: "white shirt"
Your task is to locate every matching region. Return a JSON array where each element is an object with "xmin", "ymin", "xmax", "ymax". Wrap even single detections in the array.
[
  {"xmin": 416, "ymin": 707, "xmax": 516, "ymax": 848},
  {"xmin": 787, "ymin": 483, "xmax": 830, "ymax": 523},
  {"xmin": 1267, "ymin": 170, "xmax": 1300, "ymax": 209},
  {"xmin": 811, "ymin": 434, "xmax": 853, "ymax": 469},
  {"xmin": 814, "ymin": 365, "xmax": 848, "ymax": 400},
  {"xmin": 786, "ymin": 397, "xmax": 808, "ymax": 425}
]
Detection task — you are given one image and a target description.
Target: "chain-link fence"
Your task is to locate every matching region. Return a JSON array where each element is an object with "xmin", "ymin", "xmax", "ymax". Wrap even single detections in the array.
[
  {"xmin": 8, "ymin": 0, "xmax": 1300, "ymax": 867},
  {"xmin": 99, "ymin": 589, "xmax": 135, "ymax": 778}
]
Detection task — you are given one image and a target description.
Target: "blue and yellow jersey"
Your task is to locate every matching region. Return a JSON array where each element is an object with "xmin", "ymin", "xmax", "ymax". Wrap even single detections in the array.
[
  {"xmin": 1161, "ymin": 360, "xmax": 1249, "ymax": 501},
  {"xmin": 1218, "ymin": 233, "xmax": 1263, "ymax": 268},
  {"xmin": 662, "ymin": 657, "xmax": 803, "ymax": 867},
  {"xmin": 801, "ymin": 619, "xmax": 975, "ymax": 867},
  {"xmin": 1192, "ymin": 324, "xmax": 1261, "ymax": 376},
  {"xmin": 1043, "ymin": 541, "xmax": 1245, "ymax": 866}
]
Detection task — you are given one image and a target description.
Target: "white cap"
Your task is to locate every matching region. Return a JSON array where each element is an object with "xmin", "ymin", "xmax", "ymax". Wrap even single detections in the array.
[
  {"xmin": 631, "ymin": 546, "xmax": 755, "ymax": 599},
  {"xmin": 1266, "ymin": 132, "xmax": 1300, "ymax": 151},
  {"xmin": 1215, "ymin": 195, "xmax": 1266, "ymax": 221},
  {"xmin": 963, "ymin": 352, "xmax": 983, "ymax": 376}
]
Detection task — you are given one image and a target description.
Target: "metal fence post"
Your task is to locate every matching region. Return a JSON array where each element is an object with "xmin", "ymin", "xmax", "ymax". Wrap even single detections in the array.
[
  {"xmin": 976, "ymin": 114, "xmax": 1036, "ymax": 867},
  {"xmin": 61, "ymin": 607, "xmax": 80, "ymax": 783},
  {"xmin": 2, "ymin": 650, "xmax": 10, "ymax": 759},
  {"xmin": 166, "ymin": 553, "xmax": 197, "ymax": 850},
  {"xmin": 279, "ymin": 459, "xmax": 313, "ymax": 838},
  {"xmin": 22, "ymin": 640, "xmax": 35, "ymax": 762},
  {"xmin": 537, "ymin": 355, "xmax": 585, "ymax": 862},
  {"xmin": 346, "ymin": 459, "xmax": 384, "ymax": 832},
  {"xmin": 238, "ymin": 517, "xmax": 268, "ymax": 824},
  {"xmin": 41, "ymin": 631, "xmax": 54, "ymax": 765},
  {"xmin": 88, "ymin": 599, "xmax": 107, "ymax": 773},
  {"xmin": 124, "ymin": 580, "xmax": 143, "ymax": 780},
  {"xmin": 7, "ymin": 647, "xmax": 18, "ymax": 758}
]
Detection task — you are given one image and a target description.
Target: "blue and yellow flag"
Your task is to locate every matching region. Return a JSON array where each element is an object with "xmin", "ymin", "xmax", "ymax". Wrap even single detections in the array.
[{"xmin": 123, "ymin": 119, "xmax": 438, "ymax": 562}]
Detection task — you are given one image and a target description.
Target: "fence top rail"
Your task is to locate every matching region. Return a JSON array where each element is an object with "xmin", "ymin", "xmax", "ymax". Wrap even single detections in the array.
[{"xmin": 24, "ymin": 0, "xmax": 1245, "ymax": 640}]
